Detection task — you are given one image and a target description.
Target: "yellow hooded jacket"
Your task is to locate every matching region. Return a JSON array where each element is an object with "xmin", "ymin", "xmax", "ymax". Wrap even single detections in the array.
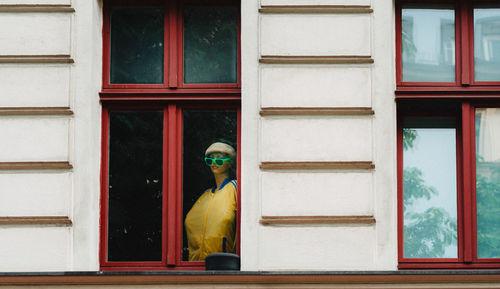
[{"xmin": 185, "ymin": 179, "xmax": 237, "ymax": 261}]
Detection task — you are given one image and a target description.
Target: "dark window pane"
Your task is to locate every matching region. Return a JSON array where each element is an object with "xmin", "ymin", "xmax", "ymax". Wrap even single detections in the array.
[
  {"xmin": 402, "ymin": 7, "xmax": 455, "ymax": 82},
  {"xmin": 110, "ymin": 7, "xmax": 164, "ymax": 84},
  {"xmin": 183, "ymin": 6, "xmax": 238, "ymax": 83},
  {"xmin": 475, "ymin": 108, "xmax": 500, "ymax": 258},
  {"xmin": 107, "ymin": 111, "xmax": 163, "ymax": 262},
  {"xmin": 402, "ymin": 117, "xmax": 458, "ymax": 258},
  {"xmin": 182, "ymin": 110, "xmax": 237, "ymax": 261},
  {"xmin": 474, "ymin": 8, "xmax": 500, "ymax": 81}
]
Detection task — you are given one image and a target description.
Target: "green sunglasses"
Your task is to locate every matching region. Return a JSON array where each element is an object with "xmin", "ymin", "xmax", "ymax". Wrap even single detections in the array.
[{"xmin": 204, "ymin": 157, "xmax": 232, "ymax": 166}]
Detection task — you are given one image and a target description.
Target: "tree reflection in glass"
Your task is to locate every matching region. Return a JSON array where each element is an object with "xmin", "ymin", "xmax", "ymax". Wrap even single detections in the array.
[
  {"xmin": 475, "ymin": 108, "xmax": 500, "ymax": 258},
  {"xmin": 403, "ymin": 118, "xmax": 458, "ymax": 258}
]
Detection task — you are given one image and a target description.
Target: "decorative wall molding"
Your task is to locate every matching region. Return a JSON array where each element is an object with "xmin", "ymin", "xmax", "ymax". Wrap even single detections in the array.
[
  {"xmin": 260, "ymin": 215, "xmax": 376, "ymax": 226},
  {"xmin": 260, "ymin": 107, "xmax": 374, "ymax": 116},
  {"xmin": 259, "ymin": 5, "xmax": 373, "ymax": 14},
  {"xmin": 0, "ymin": 5, "xmax": 75, "ymax": 13},
  {"xmin": 0, "ymin": 55, "xmax": 74, "ymax": 64},
  {"xmin": 0, "ymin": 216, "xmax": 72, "ymax": 226},
  {"xmin": 0, "ymin": 162, "xmax": 73, "ymax": 170},
  {"xmin": 0, "ymin": 107, "xmax": 73, "ymax": 116},
  {"xmin": 260, "ymin": 161, "xmax": 374, "ymax": 170},
  {"xmin": 259, "ymin": 55, "xmax": 374, "ymax": 64}
]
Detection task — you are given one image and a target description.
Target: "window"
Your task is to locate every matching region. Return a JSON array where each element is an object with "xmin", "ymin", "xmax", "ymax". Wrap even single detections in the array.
[
  {"xmin": 100, "ymin": 0, "xmax": 240, "ymax": 270},
  {"xmin": 397, "ymin": 0, "xmax": 500, "ymax": 269}
]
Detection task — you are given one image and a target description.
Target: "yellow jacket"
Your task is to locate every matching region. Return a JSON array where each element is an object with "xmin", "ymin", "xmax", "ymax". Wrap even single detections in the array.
[{"xmin": 185, "ymin": 179, "xmax": 237, "ymax": 261}]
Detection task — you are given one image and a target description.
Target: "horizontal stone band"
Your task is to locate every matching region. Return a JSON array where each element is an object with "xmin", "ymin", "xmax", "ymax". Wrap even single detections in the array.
[
  {"xmin": 0, "ymin": 5, "xmax": 75, "ymax": 13},
  {"xmin": 260, "ymin": 215, "xmax": 376, "ymax": 225},
  {"xmin": 260, "ymin": 107, "xmax": 374, "ymax": 116},
  {"xmin": 260, "ymin": 55, "xmax": 374, "ymax": 64},
  {"xmin": 0, "ymin": 216, "xmax": 72, "ymax": 226},
  {"xmin": 260, "ymin": 161, "xmax": 374, "ymax": 170},
  {"xmin": 259, "ymin": 5, "xmax": 373, "ymax": 14}
]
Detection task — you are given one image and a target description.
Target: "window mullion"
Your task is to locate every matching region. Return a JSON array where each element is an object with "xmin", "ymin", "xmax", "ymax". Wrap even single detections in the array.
[
  {"xmin": 168, "ymin": 1, "xmax": 179, "ymax": 88},
  {"xmin": 461, "ymin": 102, "xmax": 474, "ymax": 262},
  {"xmin": 459, "ymin": 0, "xmax": 473, "ymax": 85},
  {"xmin": 166, "ymin": 104, "xmax": 178, "ymax": 265}
]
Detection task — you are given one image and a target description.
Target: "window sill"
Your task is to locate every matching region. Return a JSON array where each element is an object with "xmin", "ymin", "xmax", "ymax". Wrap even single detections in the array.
[{"xmin": 2, "ymin": 270, "xmax": 500, "ymax": 285}]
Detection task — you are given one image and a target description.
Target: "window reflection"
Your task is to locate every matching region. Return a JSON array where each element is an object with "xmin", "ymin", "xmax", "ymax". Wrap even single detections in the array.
[
  {"xmin": 182, "ymin": 110, "xmax": 237, "ymax": 261},
  {"xmin": 474, "ymin": 8, "xmax": 500, "ymax": 82},
  {"xmin": 403, "ymin": 117, "xmax": 458, "ymax": 258},
  {"xmin": 475, "ymin": 108, "xmax": 500, "ymax": 258},
  {"xmin": 402, "ymin": 7, "xmax": 455, "ymax": 82}
]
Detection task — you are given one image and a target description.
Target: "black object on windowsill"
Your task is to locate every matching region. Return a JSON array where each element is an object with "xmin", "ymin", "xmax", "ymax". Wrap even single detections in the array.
[
  {"xmin": 205, "ymin": 253, "xmax": 240, "ymax": 271},
  {"xmin": 205, "ymin": 237, "xmax": 240, "ymax": 270}
]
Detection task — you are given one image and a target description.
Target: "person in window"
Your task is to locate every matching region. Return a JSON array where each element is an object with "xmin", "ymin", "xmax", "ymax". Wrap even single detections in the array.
[{"xmin": 184, "ymin": 142, "xmax": 237, "ymax": 261}]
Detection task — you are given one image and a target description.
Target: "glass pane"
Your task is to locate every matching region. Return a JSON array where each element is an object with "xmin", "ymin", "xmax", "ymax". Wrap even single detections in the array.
[
  {"xmin": 474, "ymin": 8, "xmax": 500, "ymax": 82},
  {"xmin": 475, "ymin": 108, "xmax": 500, "ymax": 258},
  {"xmin": 110, "ymin": 7, "xmax": 164, "ymax": 84},
  {"xmin": 183, "ymin": 6, "xmax": 238, "ymax": 83},
  {"xmin": 107, "ymin": 111, "xmax": 163, "ymax": 262},
  {"xmin": 402, "ymin": 7, "xmax": 455, "ymax": 82},
  {"xmin": 403, "ymin": 118, "xmax": 458, "ymax": 258},
  {"xmin": 182, "ymin": 110, "xmax": 237, "ymax": 261}
]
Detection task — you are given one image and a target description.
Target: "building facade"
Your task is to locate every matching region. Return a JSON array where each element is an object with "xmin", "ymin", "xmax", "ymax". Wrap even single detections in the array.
[{"xmin": 0, "ymin": 0, "xmax": 500, "ymax": 287}]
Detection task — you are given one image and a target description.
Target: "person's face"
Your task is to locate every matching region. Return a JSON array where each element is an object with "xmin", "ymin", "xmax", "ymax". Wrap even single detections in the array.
[{"xmin": 207, "ymin": 152, "xmax": 232, "ymax": 175}]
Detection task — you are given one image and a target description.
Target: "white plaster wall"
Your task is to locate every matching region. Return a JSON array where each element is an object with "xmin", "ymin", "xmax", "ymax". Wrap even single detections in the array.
[
  {"xmin": 260, "ymin": 226, "xmax": 376, "ymax": 270},
  {"xmin": 0, "ymin": 13, "xmax": 71, "ymax": 55},
  {"xmin": 251, "ymin": 0, "xmax": 398, "ymax": 271},
  {"xmin": 261, "ymin": 14, "xmax": 371, "ymax": 56},
  {"xmin": 261, "ymin": 66, "xmax": 372, "ymax": 108},
  {"xmin": 262, "ymin": 172, "xmax": 373, "ymax": 216},
  {"xmin": 0, "ymin": 172, "xmax": 70, "ymax": 216},
  {"xmin": 0, "ymin": 0, "xmax": 102, "ymax": 272},
  {"xmin": 261, "ymin": 117, "xmax": 373, "ymax": 161},
  {"xmin": 261, "ymin": 0, "xmax": 370, "ymax": 5},
  {"xmin": 0, "ymin": 227, "xmax": 71, "ymax": 272},
  {"xmin": 0, "ymin": 65, "xmax": 70, "ymax": 107},
  {"xmin": 69, "ymin": 0, "xmax": 103, "ymax": 271},
  {"xmin": 371, "ymin": 0, "xmax": 398, "ymax": 270},
  {"xmin": 240, "ymin": 0, "xmax": 261, "ymax": 271},
  {"xmin": 0, "ymin": 117, "xmax": 69, "ymax": 161}
]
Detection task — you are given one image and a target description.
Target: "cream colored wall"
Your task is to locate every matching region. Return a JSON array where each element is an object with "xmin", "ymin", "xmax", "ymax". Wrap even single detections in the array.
[
  {"xmin": 0, "ymin": 0, "xmax": 102, "ymax": 271},
  {"xmin": 241, "ymin": 0, "xmax": 398, "ymax": 270}
]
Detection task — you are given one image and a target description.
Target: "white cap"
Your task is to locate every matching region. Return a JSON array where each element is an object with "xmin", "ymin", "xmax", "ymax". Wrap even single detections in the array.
[{"xmin": 205, "ymin": 142, "xmax": 235, "ymax": 159}]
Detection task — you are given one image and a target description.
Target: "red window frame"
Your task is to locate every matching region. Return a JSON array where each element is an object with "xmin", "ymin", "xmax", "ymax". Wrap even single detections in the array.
[
  {"xmin": 102, "ymin": 0, "xmax": 241, "ymax": 92},
  {"xmin": 395, "ymin": 0, "xmax": 500, "ymax": 93},
  {"xmin": 397, "ymin": 101, "xmax": 500, "ymax": 269},
  {"xmin": 99, "ymin": 0, "xmax": 241, "ymax": 271},
  {"xmin": 396, "ymin": 0, "xmax": 500, "ymax": 269}
]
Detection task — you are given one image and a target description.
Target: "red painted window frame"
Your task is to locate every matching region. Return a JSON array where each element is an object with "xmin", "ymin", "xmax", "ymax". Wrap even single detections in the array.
[
  {"xmin": 102, "ymin": 0, "xmax": 241, "ymax": 90},
  {"xmin": 100, "ymin": 0, "xmax": 241, "ymax": 271},
  {"xmin": 396, "ymin": 0, "xmax": 500, "ymax": 92},
  {"xmin": 397, "ymin": 101, "xmax": 500, "ymax": 269},
  {"xmin": 396, "ymin": 0, "xmax": 500, "ymax": 269},
  {"xmin": 100, "ymin": 102, "xmax": 241, "ymax": 271}
]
